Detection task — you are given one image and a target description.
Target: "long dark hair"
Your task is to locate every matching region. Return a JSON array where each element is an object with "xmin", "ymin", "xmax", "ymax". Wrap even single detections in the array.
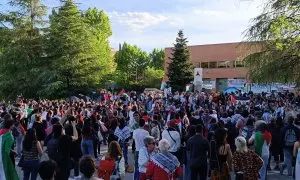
[
  {"xmin": 215, "ymin": 128, "xmax": 227, "ymax": 149},
  {"xmin": 23, "ymin": 128, "xmax": 37, "ymax": 151}
]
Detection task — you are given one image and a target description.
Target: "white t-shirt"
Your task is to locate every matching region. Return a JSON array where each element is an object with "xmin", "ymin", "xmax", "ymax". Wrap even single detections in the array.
[
  {"xmin": 162, "ymin": 129, "xmax": 181, "ymax": 153},
  {"xmin": 133, "ymin": 128, "xmax": 149, "ymax": 151}
]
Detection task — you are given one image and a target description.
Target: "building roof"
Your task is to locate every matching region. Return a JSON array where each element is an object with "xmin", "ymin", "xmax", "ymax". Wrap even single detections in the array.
[{"xmin": 165, "ymin": 42, "xmax": 257, "ymax": 62}]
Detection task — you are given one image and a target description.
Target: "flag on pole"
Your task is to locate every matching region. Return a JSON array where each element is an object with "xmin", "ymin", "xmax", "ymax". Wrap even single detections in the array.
[{"xmin": 0, "ymin": 130, "xmax": 19, "ymax": 180}]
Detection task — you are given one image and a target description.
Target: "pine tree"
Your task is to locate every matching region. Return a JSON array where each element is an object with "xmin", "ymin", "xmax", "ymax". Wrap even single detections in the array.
[
  {"xmin": 43, "ymin": 0, "xmax": 110, "ymax": 98},
  {"xmin": 0, "ymin": 0, "xmax": 47, "ymax": 99},
  {"xmin": 167, "ymin": 30, "xmax": 193, "ymax": 92}
]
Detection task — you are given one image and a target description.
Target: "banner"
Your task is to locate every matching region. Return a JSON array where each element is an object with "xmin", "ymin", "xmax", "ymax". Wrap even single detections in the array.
[
  {"xmin": 227, "ymin": 79, "xmax": 246, "ymax": 88},
  {"xmin": 203, "ymin": 80, "xmax": 216, "ymax": 89},
  {"xmin": 194, "ymin": 68, "xmax": 203, "ymax": 85}
]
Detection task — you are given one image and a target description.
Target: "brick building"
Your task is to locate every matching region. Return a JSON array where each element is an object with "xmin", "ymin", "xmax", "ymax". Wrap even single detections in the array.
[{"xmin": 164, "ymin": 42, "xmax": 260, "ymax": 91}]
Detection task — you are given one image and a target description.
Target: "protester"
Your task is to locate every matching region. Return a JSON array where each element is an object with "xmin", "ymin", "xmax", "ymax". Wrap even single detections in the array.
[
  {"xmin": 138, "ymin": 136, "xmax": 156, "ymax": 180},
  {"xmin": 0, "ymin": 114, "xmax": 19, "ymax": 180},
  {"xmin": 252, "ymin": 123, "xmax": 272, "ymax": 180},
  {"xmin": 145, "ymin": 139, "xmax": 182, "ymax": 180},
  {"xmin": 80, "ymin": 155, "xmax": 101, "ymax": 180},
  {"xmin": 187, "ymin": 124, "xmax": 209, "ymax": 180},
  {"xmin": 98, "ymin": 141, "xmax": 125, "ymax": 180},
  {"xmin": 162, "ymin": 120, "xmax": 181, "ymax": 161},
  {"xmin": 38, "ymin": 160, "xmax": 57, "ymax": 180},
  {"xmin": 210, "ymin": 128, "xmax": 232, "ymax": 180},
  {"xmin": 280, "ymin": 116, "xmax": 300, "ymax": 177},
  {"xmin": 133, "ymin": 119, "xmax": 149, "ymax": 180},
  {"xmin": 22, "ymin": 128, "xmax": 43, "ymax": 180},
  {"xmin": 268, "ymin": 118, "xmax": 282, "ymax": 170},
  {"xmin": 81, "ymin": 119, "xmax": 95, "ymax": 157},
  {"xmin": 114, "ymin": 117, "xmax": 131, "ymax": 169},
  {"xmin": 233, "ymin": 136, "xmax": 263, "ymax": 180}
]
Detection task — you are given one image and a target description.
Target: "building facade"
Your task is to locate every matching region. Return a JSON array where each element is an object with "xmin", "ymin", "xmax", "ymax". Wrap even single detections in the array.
[{"xmin": 164, "ymin": 42, "xmax": 259, "ymax": 91}]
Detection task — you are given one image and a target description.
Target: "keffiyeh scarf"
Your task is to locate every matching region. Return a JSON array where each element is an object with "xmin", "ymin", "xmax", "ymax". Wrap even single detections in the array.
[
  {"xmin": 114, "ymin": 126, "xmax": 131, "ymax": 142},
  {"xmin": 151, "ymin": 152, "xmax": 180, "ymax": 174}
]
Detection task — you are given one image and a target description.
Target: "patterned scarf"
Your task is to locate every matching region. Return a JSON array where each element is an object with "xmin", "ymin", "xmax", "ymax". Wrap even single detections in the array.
[
  {"xmin": 151, "ymin": 151, "xmax": 180, "ymax": 174},
  {"xmin": 114, "ymin": 126, "xmax": 131, "ymax": 143}
]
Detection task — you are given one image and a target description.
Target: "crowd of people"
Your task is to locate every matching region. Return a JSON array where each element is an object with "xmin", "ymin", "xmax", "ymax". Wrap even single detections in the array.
[{"xmin": 0, "ymin": 89, "xmax": 300, "ymax": 180}]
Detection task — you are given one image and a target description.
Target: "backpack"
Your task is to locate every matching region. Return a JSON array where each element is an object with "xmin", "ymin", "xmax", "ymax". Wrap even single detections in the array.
[
  {"xmin": 98, "ymin": 157, "xmax": 116, "ymax": 180},
  {"xmin": 47, "ymin": 137, "xmax": 61, "ymax": 162},
  {"xmin": 285, "ymin": 128, "xmax": 297, "ymax": 147}
]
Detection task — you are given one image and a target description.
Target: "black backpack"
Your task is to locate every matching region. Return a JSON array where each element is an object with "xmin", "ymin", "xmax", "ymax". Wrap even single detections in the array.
[{"xmin": 47, "ymin": 137, "xmax": 61, "ymax": 162}]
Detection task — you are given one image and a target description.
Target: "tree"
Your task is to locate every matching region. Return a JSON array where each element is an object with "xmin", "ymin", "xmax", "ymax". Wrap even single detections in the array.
[
  {"xmin": 144, "ymin": 67, "xmax": 164, "ymax": 88},
  {"xmin": 43, "ymin": 0, "xmax": 112, "ymax": 98},
  {"xmin": 0, "ymin": 0, "xmax": 47, "ymax": 99},
  {"xmin": 244, "ymin": 0, "xmax": 300, "ymax": 85},
  {"xmin": 149, "ymin": 48, "xmax": 164, "ymax": 70},
  {"xmin": 167, "ymin": 30, "xmax": 193, "ymax": 91},
  {"xmin": 83, "ymin": 8, "xmax": 115, "ymax": 79},
  {"xmin": 114, "ymin": 42, "xmax": 150, "ymax": 88}
]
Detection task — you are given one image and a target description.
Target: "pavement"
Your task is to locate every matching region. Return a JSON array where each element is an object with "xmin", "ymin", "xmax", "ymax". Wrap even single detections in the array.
[{"xmin": 15, "ymin": 144, "xmax": 292, "ymax": 180}]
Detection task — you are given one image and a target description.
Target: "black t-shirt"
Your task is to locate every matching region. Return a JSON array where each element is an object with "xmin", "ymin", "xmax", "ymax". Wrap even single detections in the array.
[
  {"xmin": 187, "ymin": 135, "xmax": 209, "ymax": 160},
  {"xmin": 59, "ymin": 135, "xmax": 72, "ymax": 162},
  {"xmin": 33, "ymin": 121, "xmax": 46, "ymax": 141}
]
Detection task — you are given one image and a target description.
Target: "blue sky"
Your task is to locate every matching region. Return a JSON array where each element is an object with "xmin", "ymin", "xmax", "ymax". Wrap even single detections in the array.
[{"xmin": 0, "ymin": 0, "xmax": 265, "ymax": 52}]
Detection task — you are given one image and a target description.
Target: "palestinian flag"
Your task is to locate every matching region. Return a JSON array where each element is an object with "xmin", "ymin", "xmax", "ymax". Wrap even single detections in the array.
[{"xmin": 0, "ymin": 131, "xmax": 19, "ymax": 180}]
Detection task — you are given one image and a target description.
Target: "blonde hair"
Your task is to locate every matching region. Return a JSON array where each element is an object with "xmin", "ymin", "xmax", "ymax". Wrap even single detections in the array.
[{"xmin": 235, "ymin": 136, "xmax": 248, "ymax": 153}]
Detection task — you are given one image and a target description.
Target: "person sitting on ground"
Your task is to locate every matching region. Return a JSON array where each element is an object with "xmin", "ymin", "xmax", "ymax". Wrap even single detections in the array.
[
  {"xmin": 80, "ymin": 155, "xmax": 101, "ymax": 180},
  {"xmin": 38, "ymin": 160, "xmax": 57, "ymax": 180}
]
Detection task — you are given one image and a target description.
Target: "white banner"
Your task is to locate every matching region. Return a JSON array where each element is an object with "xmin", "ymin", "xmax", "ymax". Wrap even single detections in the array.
[
  {"xmin": 194, "ymin": 68, "xmax": 203, "ymax": 85},
  {"xmin": 227, "ymin": 79, "xmax": 246, "ymax": 88},
  {"xmin": 203, "ymin": 80, "xmax": 216, "ymax": 89}
]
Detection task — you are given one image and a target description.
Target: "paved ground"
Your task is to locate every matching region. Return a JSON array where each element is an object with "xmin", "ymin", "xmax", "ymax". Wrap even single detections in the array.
[{"xmin": 15, "ymin": 144, "xmax": 292, "ymax": 180}]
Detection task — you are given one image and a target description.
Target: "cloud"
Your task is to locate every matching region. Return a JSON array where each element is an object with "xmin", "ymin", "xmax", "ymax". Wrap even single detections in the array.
[
  {"xmin": 108, "ymin": 0, "xmax": 265, "ymax": 51},
  {"xmin": 108, "ymin": 11, "xmax": 170, "ymax": 32}
]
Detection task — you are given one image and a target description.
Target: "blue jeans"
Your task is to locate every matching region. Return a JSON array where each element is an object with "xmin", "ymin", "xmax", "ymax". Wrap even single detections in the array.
[
  {"xmin": 81, "ymin": 139, "xmax": 94, "ymax": 158},
  {"xmin": 134, "ymin": 151, "xmax": 140, "ymax": 180},
  {"xmin": 23, "ymin": 160, "xmax": 39, "ymax": 180},
  {"xmin": 282, "ymin": 149, "xmax": 293, "ymax": 176},
  {"xmin": 260, "ymin": 155, "xmax": 269, "ymax": 180}
]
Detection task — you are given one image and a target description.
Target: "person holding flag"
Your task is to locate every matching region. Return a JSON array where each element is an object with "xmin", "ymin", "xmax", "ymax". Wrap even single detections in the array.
[{"xmin": 0, "ymin": 114, "xmax": 19, "ymax": 180}]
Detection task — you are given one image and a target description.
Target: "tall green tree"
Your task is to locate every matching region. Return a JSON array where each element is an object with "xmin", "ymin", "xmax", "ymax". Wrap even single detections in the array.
[
  {"xmin": 149, "ymin": 48, "xmax": 165, "ymax": 70},
  {"xmin": 83, "ymin": 8, "xmax": 115, "ymax": 80},
  {"xmin": 43, "ymin": 0, "xmax": 112, "ymax": 98},
  {"xmin": 114, "ymin": 42, "xmax": 150, "ymax": 88},
  {"xmin": 0, "ymin": 0, "xmax": 47, "ymax": 99},
  {"xmin": 244, "ymin": 0, "xmax": 300, "ymax": 85},
  {"xmin": 167, "ymin": 30, "xmax": 193, "ymax": 91}
]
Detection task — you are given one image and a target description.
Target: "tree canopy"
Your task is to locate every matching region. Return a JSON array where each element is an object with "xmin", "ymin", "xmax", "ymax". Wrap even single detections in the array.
[
  {"xmin": 167, "ymin": 30, "xmax": 193, "ymax": 91},
  {"xmin": 244, "ymin": 0, "xmax": 300, "ymax": 85},
  {"xmin": 114, "ymin": 42, "xmax": 164, "ymax": 90},
  {"xmin": 0, "ymin": 0, "xmax": 47, "ymax": 99}
]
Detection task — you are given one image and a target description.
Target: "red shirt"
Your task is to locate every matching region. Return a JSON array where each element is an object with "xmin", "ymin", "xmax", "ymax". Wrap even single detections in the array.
[{"xmin": 145, "ymin": 161, "xmax": 183, "ymax": 180}]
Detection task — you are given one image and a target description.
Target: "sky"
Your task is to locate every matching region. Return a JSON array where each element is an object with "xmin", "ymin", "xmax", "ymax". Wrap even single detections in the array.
[{"xmin": 0, "ymin": 0, "xmax": 266, "ymax": 52}]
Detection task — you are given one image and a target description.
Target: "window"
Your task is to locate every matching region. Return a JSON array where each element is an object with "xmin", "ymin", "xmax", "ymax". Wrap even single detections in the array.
[
  {"xmin": 235, "ymin": 60, "xmax": 245, "ymax": 67},
  {"xmin": 217, "ymin": 61, "xmax": 227, "ymax": 68},
  {"xmin": 226, "ymin": 61, "xmax": 234, "ymax": 68},
  {"xmin": 209, "ymin": 62, "xmax": 217, "ymax": 68},
  {"xmin": 201, "ymin": 62, "xmax": 209, "ymax": 68}
]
